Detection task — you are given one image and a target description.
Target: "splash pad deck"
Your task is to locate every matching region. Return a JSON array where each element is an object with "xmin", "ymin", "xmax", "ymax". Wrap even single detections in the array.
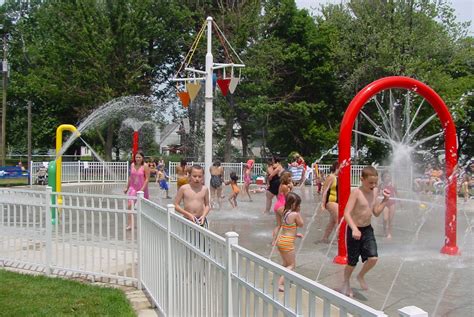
[{"xmin": 26, "ymin": 182, "xmax": 473, "ymax": 316}]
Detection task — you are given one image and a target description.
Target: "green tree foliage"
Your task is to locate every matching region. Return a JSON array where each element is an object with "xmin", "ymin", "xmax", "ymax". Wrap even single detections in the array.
[
  {"xmin": 319, "ymin": 0, "xmax": 473, "ymax": 161},
  {"xmin": 4, "ymin": 0, "xmax": 193, "ymax": 159}
]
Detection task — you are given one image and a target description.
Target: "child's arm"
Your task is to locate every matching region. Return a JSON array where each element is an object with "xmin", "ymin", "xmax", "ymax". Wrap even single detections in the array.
[
  {"xmin": 173, "ymin": 188, "xmax": 194, "ymax": 221},
  {"xmin": 344, "ymin": 189, "xmax": 361, "ymax": 240},
  {"xmin": 373, "ymin": 188, "xmax": 390, "ymax": 217},
  {"xmin": 124, "ymin": 168, "xmax": 131, "ymax": 193},
  {"xmin": 321, "ymin": 175, "xmax": 333, "ymax": 209},
  {"xmin": 198, "ymin": 188, "xmax": 211, "ymax": 225},
  {"xmin": 295, "ymin": 213, "xmax": 304, "ymax": 228}
]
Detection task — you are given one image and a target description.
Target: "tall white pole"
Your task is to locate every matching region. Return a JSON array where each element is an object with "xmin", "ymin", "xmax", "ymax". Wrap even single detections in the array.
[{"xmin": 204, "ymin": 16, "xmax": 213, "ymax": 189}]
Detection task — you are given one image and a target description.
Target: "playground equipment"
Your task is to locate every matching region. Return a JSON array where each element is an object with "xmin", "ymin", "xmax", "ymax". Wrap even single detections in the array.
[
  {"xmin": 133, "ymin": 130, "xmax": 139, "ymax": 160},
  {"xmin": 48, "ymin": 124, "xmax": 80, "ymax": 224},
  {"xmin": 335, "ymin": 76, "xmax": 458, "ymax": 265},
  {"xmin": 172, "ymin": 16, "xmax": 245, "ymax": 189}
]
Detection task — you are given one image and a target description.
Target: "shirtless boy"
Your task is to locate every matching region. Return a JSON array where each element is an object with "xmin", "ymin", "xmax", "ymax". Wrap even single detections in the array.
[
  {"xmin": 174, "ymin": 165, "xmax": 210, "ymax": 227},
  {"xmin": 341, "ymin": 166, "xmax": 390, "ymax": 297}
]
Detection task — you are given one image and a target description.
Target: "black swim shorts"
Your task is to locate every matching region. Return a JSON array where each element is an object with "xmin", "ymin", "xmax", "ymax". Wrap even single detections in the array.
[{"xmin": 346, "ymin": 225, "xmax": 378, "ymax": 266}]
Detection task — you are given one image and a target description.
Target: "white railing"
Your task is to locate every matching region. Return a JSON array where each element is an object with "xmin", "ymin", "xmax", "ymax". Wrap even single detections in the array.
[
  {"xmin": 29, "ymin": 160, "xmax": 413, "ymax": 190},
  {"xmin": 139, "ymin": 199, "xmax": 387, "ymax": 317},
  {"xmin": 0, "ymin": 187, "xmax": 138, "ymax": 284},
  {"xmin": 168, "ymin": 161, "xmax": 265, "ymax": 184},
  {"xmin": 30, "ymin": 161, "xmax": 129, "ymax": 184},
  {"xmin": 168, "ymin": 162, "xmax": 412, "ymax": 189}
]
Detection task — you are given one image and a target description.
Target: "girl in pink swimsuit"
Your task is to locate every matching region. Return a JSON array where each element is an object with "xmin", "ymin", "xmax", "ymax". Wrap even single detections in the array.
[
  {"xmin": 124, "ymin": 151, "xmax": 150, "ymax": 230},
  {"xmin": 272, "ymin": 171, "xmax": 293, "ymax": 240},
  {"xmin": 243, "ymin": 159, "xmax": 254, "ymax": 201}
]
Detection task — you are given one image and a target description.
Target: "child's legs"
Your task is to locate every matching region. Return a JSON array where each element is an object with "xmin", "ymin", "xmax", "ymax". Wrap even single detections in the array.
[
  {"xmin": 323, "ymin": 202, "xmax": 338, "ymax": 240},
  {"xmin": 387, "ymin": 205, "xmax": 395, "ymax": 233},
  {"xmin": 264, "ymin": 191, "xmax": 274, "ymax": 213},
  {"xmin": 278, "ymin": 250, "xmax": 295, "ymax": 287},
  {"xmin": 216, "ymin": 186, "xmax": 223, "ymax": 204}
]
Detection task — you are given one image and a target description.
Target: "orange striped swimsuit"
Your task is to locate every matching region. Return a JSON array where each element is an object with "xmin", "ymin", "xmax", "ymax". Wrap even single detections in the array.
[{"xmin": 276, "ymin": 211, "xmax": 297, "ymax": 252}]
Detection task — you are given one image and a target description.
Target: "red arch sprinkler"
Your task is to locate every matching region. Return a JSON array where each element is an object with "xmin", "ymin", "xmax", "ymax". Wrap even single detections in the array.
[
  {"xmin": 335, "ymin": 76, "xmax": 459, "ymax": 265},
  {"xmin": 132, "ymin": 131, "xmax": 139, "ymax": 161}
]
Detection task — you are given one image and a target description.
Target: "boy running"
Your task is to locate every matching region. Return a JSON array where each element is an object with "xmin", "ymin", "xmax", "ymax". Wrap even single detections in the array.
[
  {"xmin": 174, "ymin": 165, "xmax": 210, "ymax": 227},
  {"xmin": 341, "ymin": 166, "xmax": 390, "ymax": 297}
]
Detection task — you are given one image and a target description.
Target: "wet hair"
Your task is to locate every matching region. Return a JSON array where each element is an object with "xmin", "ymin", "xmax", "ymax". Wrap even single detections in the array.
[
  {"xmin": 283, "ymin": 192, "xmax": 301, "ymax": 213},
  {"xmin": 362, "ymin": 166, "xmax": 378, "ymax": 178},
  {"xmin": 330, "ymin": 161, "xmax": 339, "ymax": 173},
  {"xmin": 180, "ymin": 159, "xmax": 187, "ymax": 167},
  {"xmin": 280, "ymin": 171, "xmax": 292, "ymax": 185},
  {"xmin": 134, "ymin": 151, "xmax": 145, "ymax": 165},
  {"xmin": 230, "ymin": 171, "xmax": 239, "ymax": 182},
  {"xmin": 213, "ymin": 160, "xmax": 221, "ymax": 167},
  {"xmin": 191, "ymin": 164, "xmax": 203, "ymax": 173}
]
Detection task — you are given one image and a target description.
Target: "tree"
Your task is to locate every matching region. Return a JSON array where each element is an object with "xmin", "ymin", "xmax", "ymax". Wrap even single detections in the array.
[{"xmin": 5, "ymin": 0, "xmax": 193, "ymax": 159}]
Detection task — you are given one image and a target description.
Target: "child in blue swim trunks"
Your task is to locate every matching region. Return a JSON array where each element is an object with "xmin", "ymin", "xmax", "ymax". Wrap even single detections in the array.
[{"xmin": 157, "ymin": 166, "xmax": 171, "ymax": 199}]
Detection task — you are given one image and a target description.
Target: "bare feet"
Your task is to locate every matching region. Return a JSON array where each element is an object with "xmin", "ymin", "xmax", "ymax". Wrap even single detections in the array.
[
  {"xmin": 357, "ymin": 274, "xmax": 369, "ymax": 290},
  {"xmin": 278, "ymin": 286, "xmax": 284, "ymax": 292},
  {"xmin": 339, "ymin": 284, "xmax": 353, "ymax": 297},
  {"xmin": 386, "ymin": 234, "xmax": 392, "ymax": 239}
]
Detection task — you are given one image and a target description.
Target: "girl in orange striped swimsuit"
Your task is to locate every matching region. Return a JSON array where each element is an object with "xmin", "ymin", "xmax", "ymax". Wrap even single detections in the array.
[{"xmin": 274, "ymin": 192, "xmax": 304, "ymax": 292}]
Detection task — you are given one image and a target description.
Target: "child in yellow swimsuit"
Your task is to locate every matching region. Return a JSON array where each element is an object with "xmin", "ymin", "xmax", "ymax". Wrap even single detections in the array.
[{"xmin": 273, "ymin": 192, "xmax": 304, "ymax": 292}]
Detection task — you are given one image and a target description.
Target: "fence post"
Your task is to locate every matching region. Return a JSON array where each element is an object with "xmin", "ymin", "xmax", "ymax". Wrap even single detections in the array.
[
  {"xmin": 166, "ymin": 203, "xmax": 175, "ymax": 315},
  {"xmin": 398, "ymin": 306, "xmax": 428, "ymax": 317},
  {"xmin": 136, "ymin": 191, "xmax": 144, "ymax": 290},
  {"xmin": 102, "ymin": 161, "xmax": 105, "ymax": 183},
  {"xmin": 45, "ymin": 186, "xmax": 53, "ymax": 276},
  {"xmin": 78, "ymin": 161, "xmax": 81, "ymax": 183},
  {"xmin": 29, "ymin": 160, "xmax": 33, "ymax": 186},
  {"xmin": 126, "ymin": 160, "xmax": 130, "ymax": 184},
  {"xmin": 225, "ymin": 231, "xmax": 239, "ymax": 317}
]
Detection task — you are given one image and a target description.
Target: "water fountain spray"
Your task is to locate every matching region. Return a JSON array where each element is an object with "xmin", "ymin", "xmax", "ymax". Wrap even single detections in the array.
[{"xmin": 336, "ymin": 76, "xmax": 459, "ymax": 265}]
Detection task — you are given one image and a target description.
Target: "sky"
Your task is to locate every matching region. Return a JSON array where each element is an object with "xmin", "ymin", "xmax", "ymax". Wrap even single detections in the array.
[{"xmin": 296, "ymin": 0, "xmax": 474, "ymax": 34}]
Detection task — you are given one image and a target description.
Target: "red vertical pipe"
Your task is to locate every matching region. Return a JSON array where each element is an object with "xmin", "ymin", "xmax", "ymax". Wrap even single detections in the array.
[
  {"xmin": 335, "ymin": 76, "xmax": 458, "ymax": 264},
  {"xmin": 132, "ymin": 131, "xmax": 139, "ymax": 161}
]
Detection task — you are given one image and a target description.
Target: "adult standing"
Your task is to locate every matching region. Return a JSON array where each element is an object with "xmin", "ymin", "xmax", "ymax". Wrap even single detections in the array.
[
  {"xmin": 320, "ymin": 161, "xmax": 339, "ymax": 243},
  {"xmin": 124, "ymin": 151, "xmax": 150, "ymax": 230},
  {"xmin": 263, "ymin": 156, "xmax": 284, "ymax": 214},
  {"xmin": 209, "ymin": 160, "xmax": 225, "ymax": 209}
]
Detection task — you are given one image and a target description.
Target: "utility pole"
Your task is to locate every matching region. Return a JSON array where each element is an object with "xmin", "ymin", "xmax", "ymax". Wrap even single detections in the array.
[
  {"xmin": 1, "ymin": 34, "xmax": 7, "ymax": 166},
  {"xmin": 28, "ymin": 100, "xmax": 32, "ymax": 166}
]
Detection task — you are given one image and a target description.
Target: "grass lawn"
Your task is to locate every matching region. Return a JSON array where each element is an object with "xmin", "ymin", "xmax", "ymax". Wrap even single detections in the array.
[{"xmin": 0, "ymin": 270, "xmax": 136, "ymax": 316}]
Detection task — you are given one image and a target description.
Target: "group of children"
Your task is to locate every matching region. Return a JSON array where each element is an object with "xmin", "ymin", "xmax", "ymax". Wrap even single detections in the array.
[
  {"xmin": 126, "ymin": 155, "xmax": 395, "ymax": 298},
  {"xmin": 269, "ymin": 164, "xmax": 394, "ymax": 296}
]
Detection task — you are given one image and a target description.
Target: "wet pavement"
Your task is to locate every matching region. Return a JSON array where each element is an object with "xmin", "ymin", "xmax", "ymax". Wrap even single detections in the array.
[{"xmin": 49, "ymin": 183, "xmax": 474, "ymax": 316}]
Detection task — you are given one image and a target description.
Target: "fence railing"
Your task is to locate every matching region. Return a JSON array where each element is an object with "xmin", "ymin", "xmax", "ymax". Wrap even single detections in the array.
[
  {"xmin": 0, "ymin": 187, "xmax": 138, "ymax": 283},
  {"xmin": 3, "ymin": 188, "xmax": 423, "ymax": 316},
  {"xmin": 30, "ymin": 161, "xmax": 129, "ymax": 184},
  {"xmin": 139, "ymin": 199, "xmax": 387, "ymax": 317},
  {"xmin": 29, "ymin": 160, "xmax": 414, "ymax": 190}
]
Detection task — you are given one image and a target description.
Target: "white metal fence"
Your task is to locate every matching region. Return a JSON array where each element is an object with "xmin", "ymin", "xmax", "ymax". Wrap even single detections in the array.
[
  {"xmin": 1, "ymin": 187, "xmax": 406, "ymax": 316},
  {"xmin": 30, "ymin": 161, "xmax": 129, "ymax": 184},
  {"xmin": 29, "ymin": 160, "xmax": 413, "ymax": 190},
  {"xmin": 139, "ymin": 197, "xmax": 387, "ymax": 317},
  {"xmin": 0, "ymin": 187, "xmax": 138, "ymax": 284}
]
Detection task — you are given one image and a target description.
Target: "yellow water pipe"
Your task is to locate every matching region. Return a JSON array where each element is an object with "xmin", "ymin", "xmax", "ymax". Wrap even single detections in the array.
[{"xmin": 56, "ymin": 124, "xmax": 80, "ymax": 204}]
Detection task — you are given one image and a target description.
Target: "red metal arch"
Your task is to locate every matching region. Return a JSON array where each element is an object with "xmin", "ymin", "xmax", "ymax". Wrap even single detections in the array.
[{"xmin": 335, "ymin": 76, "xmax": 459, "ymax": 265}]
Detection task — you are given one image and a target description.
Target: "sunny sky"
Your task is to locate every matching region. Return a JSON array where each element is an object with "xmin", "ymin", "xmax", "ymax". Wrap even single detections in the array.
[{"xmin": 296, "ymin": 0, "xmax": 473, "ymax": 34}]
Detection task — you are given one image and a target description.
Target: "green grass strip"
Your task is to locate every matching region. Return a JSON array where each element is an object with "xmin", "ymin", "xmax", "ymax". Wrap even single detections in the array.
[{"xmin": 0, "ymin": 270, "xmax": 136, "ymax": 317}]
